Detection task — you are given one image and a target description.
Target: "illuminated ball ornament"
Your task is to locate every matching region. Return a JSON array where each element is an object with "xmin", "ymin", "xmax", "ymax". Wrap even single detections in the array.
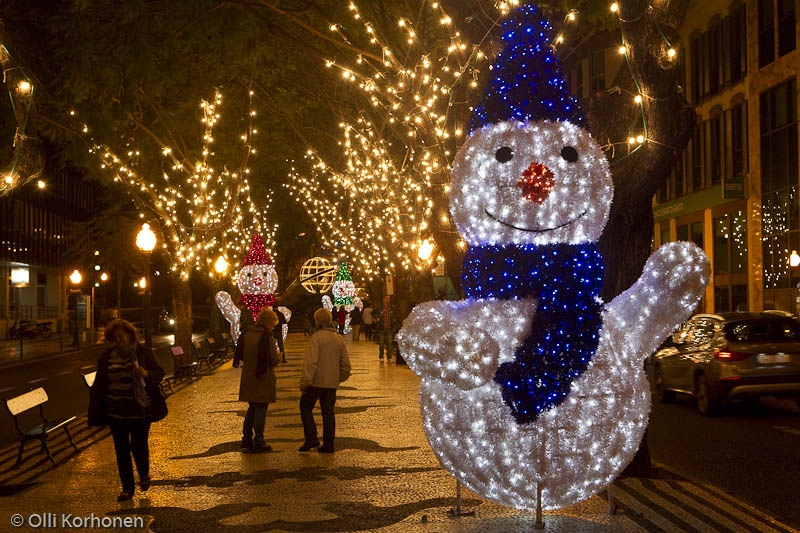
[
  {"xmin": 299, "ymin": 257, "xmax": 336, "ymax": 295},
  {"xmin": 397, "ymin": 3, "xmax": 709, "ymax": 512}
]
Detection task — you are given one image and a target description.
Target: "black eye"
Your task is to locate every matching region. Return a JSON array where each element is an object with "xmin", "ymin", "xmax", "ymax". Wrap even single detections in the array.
[
  {"xmin": 246, "ymin": 272, "xmax": 252, "ymax": 277},
  {"xmin": 263, "ymin": 271, "xmax": 268, "ymax": 276},
  {"xmin": 495, "ymin": 146, "xmax": 513, "ymax": 163},
  {"xmin": 561, "ymin": 146, "xmax": 578, "ymax": 162}
]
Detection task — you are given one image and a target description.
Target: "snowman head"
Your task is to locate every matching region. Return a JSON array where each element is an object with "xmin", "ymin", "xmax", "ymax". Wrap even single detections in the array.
[
  {"xmin": 236, "ymin": 234, "xmax": 278, "ymax": 296},
  {"xmin": 451, "ymin": 3, "xmax": 613, "ymax": 247},
  {"xmin": 450, "ymin": 119, "xmax": 613, "ymax": 246}
]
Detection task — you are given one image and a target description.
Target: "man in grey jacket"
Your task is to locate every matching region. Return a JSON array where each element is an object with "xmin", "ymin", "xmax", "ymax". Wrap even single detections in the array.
[{"xmin": 299, "ymin": 308, "xmax": 351, "ymax": 453}]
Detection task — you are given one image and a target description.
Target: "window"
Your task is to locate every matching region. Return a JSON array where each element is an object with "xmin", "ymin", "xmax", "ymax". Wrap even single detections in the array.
[
  {"xmin": 760, "ymin": 0, "xmax": 796, "ymax": 67},
  {"xmin": 713, "ymin": 210, "xmax": 748, "ymax": 312},
  {"xmin": 729, "ymin": 102, "xmax": 748, "ymax": 177},
  {"xmin": 709, "ymin": 115, "xmax": 723, "ymax": 186},
  {"xmin": 691, "ymin": 126, "xmax": 703, "ymax": 191},
  {"xmin": 761, "ymin": 80, "xmax": 798, "ymax": 308},
  {"xmin": 759, "ymin": 0, "xmax": 776, "ymax": 66},
  {"xmin": 590, "ymin": 50, "xmax": 605, "ymax": 92},
  {"xmin": 725, "ymin": 5, "xmax": 747, "ymax": 85},
  {"xmin": 778, "ymin": 0, "xmax": 796, "ymax": 57}
]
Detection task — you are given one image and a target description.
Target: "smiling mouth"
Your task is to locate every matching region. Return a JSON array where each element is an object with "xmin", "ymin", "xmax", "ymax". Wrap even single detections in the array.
[{"xmin": 484, "ymin": 209, "xmax": 587, "ymax": 232}]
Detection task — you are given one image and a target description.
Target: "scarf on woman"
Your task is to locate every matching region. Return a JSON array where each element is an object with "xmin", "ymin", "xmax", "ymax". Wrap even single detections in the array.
[{"xmin": 462, "ymin": 242, "xmax": 604, "ymax": 424}]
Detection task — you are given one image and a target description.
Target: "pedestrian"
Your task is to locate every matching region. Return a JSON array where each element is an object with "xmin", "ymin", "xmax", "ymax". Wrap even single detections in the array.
[
  {"xmin": 273, "ymin": 304, "xmax": 287, "ymax": 363},
  {"xmin": 87, "ymin": 319, "xmax": 166, "ymax": 502},
  {"xmin": 233, "ymin": 307, "xmax": 282, "ymax": 453},
  {"xmin": 375, "ymin": 295, "xmax": 397, "ymax": 360},
  {"xmin": 298, "ymin": 308, "xmax": 351, "ymax": 453},
  {"xmin": 349, "ymin": 306, "xmax": 362, "ymax": 342},
  {"xmin": 336, "ymin": 306, "xmax": 347, "ymax": 334},
  {"xmin": 362, "ymin": 303, "xmax": 373, "ymax": 341}
]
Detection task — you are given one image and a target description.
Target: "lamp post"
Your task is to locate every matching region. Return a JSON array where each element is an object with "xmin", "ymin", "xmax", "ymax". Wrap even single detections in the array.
[
  {"xmin": 790, "ymin": 250, "xmax": 800, "ymax": 316},
  {"xmin": 68, "ymin": 269, "xmax": 82, "ymax": 350},
  {"xmin": 213, "ymin": 255, "xmax": 229, "ymax": 335},
  {"xmin": 136, "ymin": 223, "xmax": 157, "ymax": 349}
]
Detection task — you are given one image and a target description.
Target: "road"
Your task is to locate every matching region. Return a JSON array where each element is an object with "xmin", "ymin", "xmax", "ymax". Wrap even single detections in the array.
[
  {"xmin": 648, "ymin": 393, "xmax": 800, "ymax": 529},
  {"xmin": 0, "ymin": 333, "xmax": 176, "ymax": 448}
]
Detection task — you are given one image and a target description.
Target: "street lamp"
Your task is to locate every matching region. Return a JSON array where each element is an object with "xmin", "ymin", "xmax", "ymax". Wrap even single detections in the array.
[
  {"xmin": 214, "ymin": 255, "xmax": 229, "ymax": 275},
  {"xmin": 67, "ymin": 269, "xmax": 83, "ymax": 349},
  {"xmin": 136, "ymin": 223, "xmax": 157, "ymax": 349}
]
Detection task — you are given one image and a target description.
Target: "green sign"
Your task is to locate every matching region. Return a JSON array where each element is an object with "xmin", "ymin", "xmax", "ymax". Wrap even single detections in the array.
[{"xmin": 723, "ymin": 175, "xmax": 745, "ymax": 198}]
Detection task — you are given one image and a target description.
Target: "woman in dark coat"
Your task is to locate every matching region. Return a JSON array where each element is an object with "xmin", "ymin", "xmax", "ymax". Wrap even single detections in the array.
[
  {"xmin": 88, "ymin": 319, "xmax": 165, "ymax": 502},
  {"xmin": 233, "ymin": 307, "xmax": 281, "ymax": 452}
]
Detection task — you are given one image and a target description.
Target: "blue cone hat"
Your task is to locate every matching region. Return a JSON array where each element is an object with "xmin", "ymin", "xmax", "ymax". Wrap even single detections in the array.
[{"xmin": 468, "ymin": 3, "xmax": 584, "ymax": 133}]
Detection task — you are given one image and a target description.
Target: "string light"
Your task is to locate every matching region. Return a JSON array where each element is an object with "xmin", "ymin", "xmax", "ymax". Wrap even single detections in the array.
[
  {"xmin": 286, "ymin": 1, "xmax": 499, "ymax": 281},
  {"xmin": 75, "ymin": 89, "xmax": 276, "ymax": 282}
]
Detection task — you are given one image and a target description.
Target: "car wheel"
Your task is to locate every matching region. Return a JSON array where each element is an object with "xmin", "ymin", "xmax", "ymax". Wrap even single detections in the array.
[
  {"xmin": 695, "ymin": 374, "xmax": 720, "ymax": 416},
  {"xmin": 654, "ymin": 368, "xmax": 674, "ymax": 403}
]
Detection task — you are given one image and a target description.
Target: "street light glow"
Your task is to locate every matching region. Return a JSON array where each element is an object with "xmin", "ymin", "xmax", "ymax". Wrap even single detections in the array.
[
  {"xmin": 136, "ymin": 223, "xmax": 157, "ymax": 253},
  {"xmin": 214, "ymin": 255, "xmax": 229, "ymax": 274},
  {"xmin": 69, "ymin": 269, "xmax": 82, "ymax": 284}
]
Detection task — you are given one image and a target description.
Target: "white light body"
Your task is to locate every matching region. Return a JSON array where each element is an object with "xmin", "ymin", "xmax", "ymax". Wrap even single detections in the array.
[
  {"xmin": 215, "ymin": 261, "xmax": 281, "ymax": 340},
  {"xmin": 398, "ymin": 118, "xmax": 709, "ymax": 510}
]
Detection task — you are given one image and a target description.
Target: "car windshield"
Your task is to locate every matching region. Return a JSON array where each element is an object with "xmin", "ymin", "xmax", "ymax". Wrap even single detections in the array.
[{"xmin": 724, "ymin": 318, "xmax": 800, "ymax": 342}]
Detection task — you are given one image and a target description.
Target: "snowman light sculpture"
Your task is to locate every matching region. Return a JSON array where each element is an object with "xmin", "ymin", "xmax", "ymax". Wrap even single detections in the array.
[
  {"xmin": 216, "ymin": 234, "xmax": 291, "ymax": 341},
  {"xmin": 397, "ymin": 4, "xmax": 709, "ymax": 511},
  {"xmin": 321, "ymin": 263, "xmax": 362, "ymax": 334}
]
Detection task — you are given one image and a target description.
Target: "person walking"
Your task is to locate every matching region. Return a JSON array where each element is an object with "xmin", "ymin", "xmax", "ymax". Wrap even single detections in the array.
[
  {"xmin": 375, "ymin": 295, "xmax": 397, "ymax": 360},
  {"xmin": 349, "ymin": 306, "xmax": 362, "ymax": 341},
  {"xmin": 87, "ymin": 319, "xmax": 166, "ymax": 502},
  {"xmin": 361, "ymin": 304, "xmax": 373, "ymax": 341},
  {"xmin": 336, "ymin": 306, "xmax": 347, "ymax": 334},
  {"xmin": 298, "ymin": 308, "xmax": 351, "ymax": 453},
  {"xmin": 272, "ymin": 304, "xmax": 287, "ymax": 363},
  {"xmin": 233, "ymin": 308, "xmax": 282, "ymax": 453}
]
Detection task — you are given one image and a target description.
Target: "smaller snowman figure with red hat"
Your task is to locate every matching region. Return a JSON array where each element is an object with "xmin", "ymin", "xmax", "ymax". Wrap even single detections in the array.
[{"xmin": 216, "ymin": 234, "xmax": 291, "ymax": 341}]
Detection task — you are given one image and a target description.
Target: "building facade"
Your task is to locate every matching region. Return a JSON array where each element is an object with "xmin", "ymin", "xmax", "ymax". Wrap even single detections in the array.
[
  {"xmin": 0, "ymin": 162, "xmax": 99, "ymax": 334},
  {"xmin": 570, "ymin": 0, "xmax": 799, "ymax": 315}
]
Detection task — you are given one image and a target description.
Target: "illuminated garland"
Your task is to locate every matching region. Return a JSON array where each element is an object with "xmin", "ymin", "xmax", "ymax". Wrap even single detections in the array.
[{"xmin": 75, "ymin": 89, "xmax": 277, "ymax": 282}]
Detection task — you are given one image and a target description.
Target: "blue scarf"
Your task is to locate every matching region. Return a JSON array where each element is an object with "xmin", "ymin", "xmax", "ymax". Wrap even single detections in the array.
[{"xmin": 462, "ymin": 243, "xmax": 604, "ymax": 424}]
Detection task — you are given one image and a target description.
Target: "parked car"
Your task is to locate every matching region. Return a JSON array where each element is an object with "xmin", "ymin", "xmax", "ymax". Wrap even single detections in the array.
[{"xmin": 649, "ymin": 312, "xmax": 800, "ymax": 415}]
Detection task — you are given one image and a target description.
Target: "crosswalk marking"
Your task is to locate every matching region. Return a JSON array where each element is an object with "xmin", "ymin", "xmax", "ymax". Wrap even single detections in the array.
[{"xmin": 609, "ymin": 477, "xmax": 796, "ymax": 533}]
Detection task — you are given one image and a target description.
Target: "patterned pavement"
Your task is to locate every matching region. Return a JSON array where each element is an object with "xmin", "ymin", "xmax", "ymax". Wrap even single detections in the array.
[{"xmin": 0, "ymin": 333, "xmax": 796, "ymax": 532}]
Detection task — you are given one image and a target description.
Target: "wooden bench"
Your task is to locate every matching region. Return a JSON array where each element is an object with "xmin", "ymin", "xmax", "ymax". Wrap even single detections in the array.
[
  {"xmin": 221, "ymin": 332, "xmax": 236, "ymax": 353},
  {"xmin": 152, "ymin": 348, "xmax": 175, "ymax": 394},
  {"xmin": 206, "ymin": 335, "xmax": 229, "ymax": 362},
  {"xmin": 5, "ymin": 387, "xmax": 78, "ymax": 466},
  {"xmin": 172, "ymin": 345, "xmax": 199, "ymax": 380},
  {"xmin": 192, "ymin": 339, "xmax": 217, "ymax": 372}
]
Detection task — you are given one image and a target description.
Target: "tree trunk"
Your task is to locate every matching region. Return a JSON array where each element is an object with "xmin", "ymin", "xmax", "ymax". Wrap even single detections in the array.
[{"xmin": 171, "ymin": 276, "xmax": 193, "ymax": 358}]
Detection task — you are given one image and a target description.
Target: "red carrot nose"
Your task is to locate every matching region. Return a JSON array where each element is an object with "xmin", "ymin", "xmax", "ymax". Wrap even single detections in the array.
[
  {"xmin": 518, "ymin": 162, "xmax": 555, "ymax": 203},
  {"xmin": 254, "ymin": 278, "xmax": 262, "ymax": 286}
]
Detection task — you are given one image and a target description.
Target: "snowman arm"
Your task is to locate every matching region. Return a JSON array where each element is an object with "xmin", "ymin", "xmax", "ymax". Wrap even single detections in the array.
[
  {"xmin": 605, "ymin": 241, "xmax": 709, "ymax": 362},
  {"xmin": 215, "ymin": 291, "xmax": 241, "ymax": 338},
  {"xmin": 397, "ymin": 298, "xmax": 535, "ymax": 389}
]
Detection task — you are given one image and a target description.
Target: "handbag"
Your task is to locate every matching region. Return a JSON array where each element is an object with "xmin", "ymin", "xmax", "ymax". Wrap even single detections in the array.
[{"xmin": 146, "ymin": 382, "xmax": 168, "ymax": 422}]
